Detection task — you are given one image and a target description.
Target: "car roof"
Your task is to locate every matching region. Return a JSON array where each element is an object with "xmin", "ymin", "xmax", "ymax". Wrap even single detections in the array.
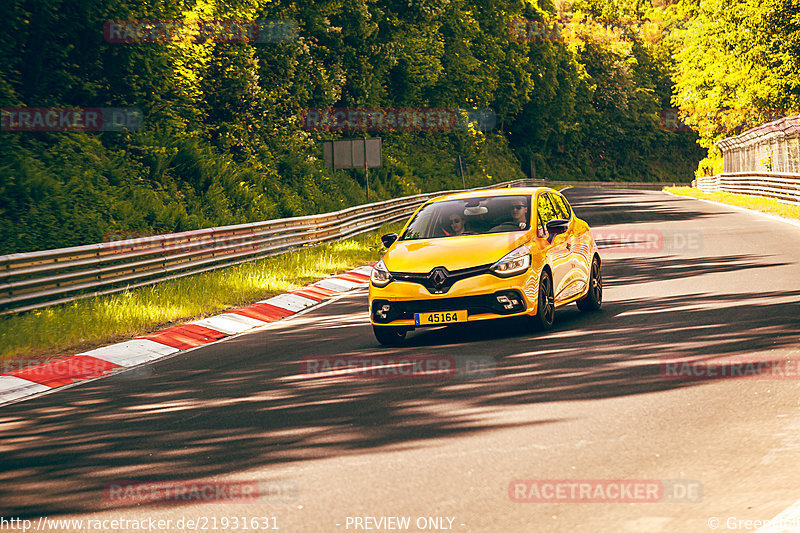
[{"xmin": 428, "ymin": 186, "xmax": 557, "ymax": 203}]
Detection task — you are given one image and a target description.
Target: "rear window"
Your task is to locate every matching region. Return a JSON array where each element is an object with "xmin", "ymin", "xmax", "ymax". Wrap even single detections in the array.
[{"xmin": 400, "ymin": 195, "xmax": 531, "ymax": 240}]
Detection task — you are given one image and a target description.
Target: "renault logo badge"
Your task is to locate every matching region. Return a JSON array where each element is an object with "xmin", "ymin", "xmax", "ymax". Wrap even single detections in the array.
[{"xmin": 429, "ymin": 267, "xmax": 447, "ymax": 287}]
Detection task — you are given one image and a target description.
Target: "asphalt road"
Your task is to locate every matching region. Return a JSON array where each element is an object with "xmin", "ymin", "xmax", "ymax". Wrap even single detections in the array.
[{"xmin": 1, "ymin": 188, "xmax": 800, "ymax": 533}]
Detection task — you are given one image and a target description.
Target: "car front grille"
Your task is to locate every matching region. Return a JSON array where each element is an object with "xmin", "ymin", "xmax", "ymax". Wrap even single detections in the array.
[{"xmin": 390, "ymin": 264, "xmax": 493, "ymax": 294}]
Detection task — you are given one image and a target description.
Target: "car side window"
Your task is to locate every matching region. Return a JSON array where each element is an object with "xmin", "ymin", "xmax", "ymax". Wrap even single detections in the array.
[
  {"xmin": 537, "ymin": 193, "xmax": 558, "ymax": 223},
  {"xmin": 537, "ymin": 193, "xmax": 559, "ymax": 235},
  {"xmin": 550, "ymin": 193, "xmax": 571, "ymax": 220}
]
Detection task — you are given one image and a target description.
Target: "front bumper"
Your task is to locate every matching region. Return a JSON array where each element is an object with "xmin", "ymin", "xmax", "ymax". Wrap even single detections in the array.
[{"xmin": 369, "ymin": 273, "xmax": 538, "ymax": 327}]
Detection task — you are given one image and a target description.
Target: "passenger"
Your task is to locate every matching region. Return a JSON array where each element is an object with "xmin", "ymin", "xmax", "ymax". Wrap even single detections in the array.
[
  {"xmin": 443, "ymin": 213, "xmax": 469, "ymax": 237},
  {"xmin": 447, "ymin": 214, "xmax": 467, "ymax": 235}
]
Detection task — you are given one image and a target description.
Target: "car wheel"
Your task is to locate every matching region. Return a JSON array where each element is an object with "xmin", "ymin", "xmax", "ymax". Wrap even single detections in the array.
[
  {"xmin": 577, "ymin": 256, "xmax": 602, "ymax": 312},
  {"xmin": 373, "ymin": 325, "xmax": 407, "ymax": 346},
  {"xmin": 531, "ymin": 269, "xmax": 555, "ymax": 330}
]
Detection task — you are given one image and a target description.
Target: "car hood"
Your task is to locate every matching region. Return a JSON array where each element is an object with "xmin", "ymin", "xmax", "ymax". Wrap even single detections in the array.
[{"xmin": 384, "ymin": 233, "xmax": 532, "ymax": 273}]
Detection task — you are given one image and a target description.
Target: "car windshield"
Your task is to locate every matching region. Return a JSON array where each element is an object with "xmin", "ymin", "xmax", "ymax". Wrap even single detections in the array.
[{"xmin": 400, "ymin": 195, "xmax": 531, "ymax": 240}]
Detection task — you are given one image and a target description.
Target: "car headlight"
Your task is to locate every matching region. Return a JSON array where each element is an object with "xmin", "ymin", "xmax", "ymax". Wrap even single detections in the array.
[
  {"xmin": 370, "ymin": 259, "xmax": 392, "ymax": 287},
  {"xmin": 490, "ymin": 245, "xmax": 531, "ymax": 277}
]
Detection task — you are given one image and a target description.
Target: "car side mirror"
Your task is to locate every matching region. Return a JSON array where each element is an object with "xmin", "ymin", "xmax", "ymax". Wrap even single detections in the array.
[
  {"xmin": 381, "ymin": 233, "xmax": 398, "ymax": 248},
  {"xmin": 545, "ymin": 219, "xmax": 569, "ymax": 241}
]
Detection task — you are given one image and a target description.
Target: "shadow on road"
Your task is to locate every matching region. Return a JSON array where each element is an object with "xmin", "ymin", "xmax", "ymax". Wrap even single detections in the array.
[
  {"xmin": 563, "ymin": 187, "xmax": 721, "ymax": 226},
  {"xmin": 0, "ymin": 192, "xmax": 798, "ymax": 519},
  {"xmin": 602, "ymin": 254, "xmax": 791, "ymax": 286}
]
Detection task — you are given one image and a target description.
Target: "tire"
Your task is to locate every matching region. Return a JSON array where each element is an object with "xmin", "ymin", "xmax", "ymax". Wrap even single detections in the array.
[
  {"xmin": 530, "ymin": 269, "xmax": 555, "ymax": 330},
  {"xmin": 577, "ymin": 256, "xmax": 602, "ymax": 312},
  {"xmin": 373, "ymin": 325, "xmax": 407, "ymax": 346}
]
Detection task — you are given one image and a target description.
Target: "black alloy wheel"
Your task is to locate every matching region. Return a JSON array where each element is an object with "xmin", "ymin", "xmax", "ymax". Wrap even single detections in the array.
[
  {"xmin": 577, "ymin": 256, "xmax": 602, "ymax": 312},
  {"xmin": 531, "ymin": 270, "xmax": 555, "ymax": 330}
]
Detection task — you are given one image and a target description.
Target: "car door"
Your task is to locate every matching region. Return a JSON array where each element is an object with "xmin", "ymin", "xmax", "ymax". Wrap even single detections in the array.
[
  {"xmin": 536, "ymin": 192, "xmax": 571, "ymax": 301},
  {"xmin": 550, "ymin": 192, "xmax": 588, "ymax": 300}
]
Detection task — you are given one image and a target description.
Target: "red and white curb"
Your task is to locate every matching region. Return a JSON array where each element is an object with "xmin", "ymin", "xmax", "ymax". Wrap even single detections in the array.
[{"xmin": 0, "ymin": 265, "xmax": 374, "ymax": 406}]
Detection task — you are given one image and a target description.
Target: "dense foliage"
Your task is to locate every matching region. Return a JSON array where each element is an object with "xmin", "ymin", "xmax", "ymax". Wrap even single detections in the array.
[
  {"xmin": 0, "ymin": 0, "xmax": 715, "ymax": 254},
  {"xmin": 671, "ymin": 0, "xmax": 800, "ymax": 173}
]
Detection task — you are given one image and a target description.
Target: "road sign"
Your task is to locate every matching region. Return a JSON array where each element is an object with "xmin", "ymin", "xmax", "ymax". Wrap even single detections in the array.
[{"xmin": 323, "ymin": 138, "xmax": 382, "ymax": 170}]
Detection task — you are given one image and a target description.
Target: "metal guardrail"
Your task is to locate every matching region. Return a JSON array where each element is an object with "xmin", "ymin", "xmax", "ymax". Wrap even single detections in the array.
[
  {"xmin": 0, "ymin": 178, "xmax": 680, "ymax": 316},
  {"xmin": 542, "ymin": 180, "xmax": 677, "ymax": 190},
  {"xmin": 1, "ymin": 179, "xmax": 540, "ymax": 315},
  {"xmin": 695, "ymin": 173, "xmax": 800, "ymax": 204}
]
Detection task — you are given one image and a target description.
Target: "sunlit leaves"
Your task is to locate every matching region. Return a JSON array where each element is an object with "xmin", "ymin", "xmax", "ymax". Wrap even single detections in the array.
[{"xmin": 671, "ymin": 0, "xmax": 800, "ymax": 148}]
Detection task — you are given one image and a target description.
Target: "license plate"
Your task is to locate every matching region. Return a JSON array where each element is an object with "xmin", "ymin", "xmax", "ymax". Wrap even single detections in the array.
[{"xmin": 414, "ymin": 310, "xmax": 467, "ymax": 326}]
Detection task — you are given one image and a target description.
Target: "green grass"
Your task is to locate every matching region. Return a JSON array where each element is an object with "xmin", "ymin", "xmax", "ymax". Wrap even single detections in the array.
[
  {"xmin": 664, "ymin": 187, "xmax": 800, "ymax": 221},
  {"xmin": 0, "ymin": 222, "xmax": 403, "ymax": 363}
]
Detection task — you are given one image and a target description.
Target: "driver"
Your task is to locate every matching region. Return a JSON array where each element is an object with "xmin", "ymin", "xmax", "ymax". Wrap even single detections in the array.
[{"xmin": 490, "ymin": 200, "xmax": 528, "ymax": 232}]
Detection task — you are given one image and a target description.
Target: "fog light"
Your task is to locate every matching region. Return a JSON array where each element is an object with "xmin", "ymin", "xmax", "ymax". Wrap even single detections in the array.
[
  {"xmin": 495, "ymin": 292, "xmax": 524, "ymax": 312},
  {"xmin": 377, "ymin": 304, "xmax": 391, "ymax": 319},
  {"xmin": 496, "ymin": 295, "xmax": 514, "ymax": 310}
]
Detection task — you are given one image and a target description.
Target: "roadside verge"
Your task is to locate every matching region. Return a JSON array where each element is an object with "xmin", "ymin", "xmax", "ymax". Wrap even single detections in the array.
[
  {"xmin": 663, "ymin": 186, "xmax": 800, "ymax": 227},
  {"xmin": 0, "ymin": 265, "xmax": 373, "ymax": 406}
]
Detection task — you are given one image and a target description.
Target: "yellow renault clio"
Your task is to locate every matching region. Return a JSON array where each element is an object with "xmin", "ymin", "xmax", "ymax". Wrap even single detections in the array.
[{"xmin": 369, "ymin": 187, "xmax": 602, "ymax": 345}]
